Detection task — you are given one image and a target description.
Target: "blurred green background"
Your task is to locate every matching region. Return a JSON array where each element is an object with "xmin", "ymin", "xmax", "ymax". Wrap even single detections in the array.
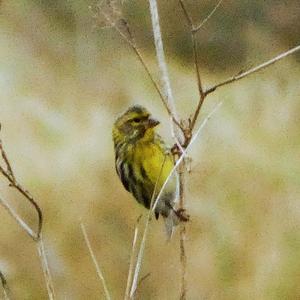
[{"xmin": 0, "ymin": 0, "xmax": 300, "ymax": 299}]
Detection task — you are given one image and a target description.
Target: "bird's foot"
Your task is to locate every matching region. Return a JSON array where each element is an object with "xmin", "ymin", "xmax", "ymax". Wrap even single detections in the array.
[{"xmin": 175, "ymin": 208, "xmax": 190, "ymax": 222}]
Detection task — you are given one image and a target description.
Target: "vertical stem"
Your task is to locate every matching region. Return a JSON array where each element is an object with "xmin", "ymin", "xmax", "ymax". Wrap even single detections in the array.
[
  {"xmin": 178, "ymin": 159, "xmax": 187, "ymax": 300},
  {"xmin": 37, "ymin": 235, "xmax": 56, "ymax": 300}
]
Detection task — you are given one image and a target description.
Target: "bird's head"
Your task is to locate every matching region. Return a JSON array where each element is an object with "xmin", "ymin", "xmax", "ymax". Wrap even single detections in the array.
[{"xmin": 113, "ymin": 105, "xmax": 160, "ymax": 145}]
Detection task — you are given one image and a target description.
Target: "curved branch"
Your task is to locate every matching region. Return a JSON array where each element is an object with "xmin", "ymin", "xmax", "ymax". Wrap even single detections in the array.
[{"xmin": 0, "ymin": 159, "xmax": 42, "ymax": 240}]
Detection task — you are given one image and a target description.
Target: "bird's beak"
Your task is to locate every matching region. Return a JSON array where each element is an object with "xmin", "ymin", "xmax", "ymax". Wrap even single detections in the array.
[{"xmin": 147, "ymin": 117, "xmax": 160, "ymax": 128}]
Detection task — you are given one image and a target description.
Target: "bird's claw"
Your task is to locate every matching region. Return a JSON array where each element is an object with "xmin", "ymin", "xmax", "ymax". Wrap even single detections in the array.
[{"xmin": 175, "ymin": 208, "xmax": 190, "ymax": 222}]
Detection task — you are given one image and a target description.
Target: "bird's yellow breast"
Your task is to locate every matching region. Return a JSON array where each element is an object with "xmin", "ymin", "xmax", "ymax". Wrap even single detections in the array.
[{"xmin": 132, "ymin": 138, "xmax": 175, "ymax": 192}]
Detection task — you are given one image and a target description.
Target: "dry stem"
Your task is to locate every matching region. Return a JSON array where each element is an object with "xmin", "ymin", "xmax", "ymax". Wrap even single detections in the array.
[
  {"xmin": 0, "ymin": 125, "xmax": 55, "ymax": 299},
  {"xmin": 37, "ymin": 235, "xmax": 56, "ymax": 300},
  {"xmin": 124, "ymin": 217, "xmax": 141, "ymax": 300},
  {"xmin": 80, "ymin": 222, "xmax": 112, "ymax": 300},
  {"xmin": 178, "ymin": 160, "xmax": 187, "ymax": 300}
]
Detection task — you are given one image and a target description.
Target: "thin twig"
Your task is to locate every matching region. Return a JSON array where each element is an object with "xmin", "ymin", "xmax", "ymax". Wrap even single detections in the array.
[
  {"xmin": 0, "ymin": 269, "xmax": 11, "ymax": 300},
  {"xmin": 124, "ymin": 217, "xmax": 141, "ymax": 300},
  {"xmin": 0, "ymin": 139, "xmax": 15, "ymax": 181},
  {"xmin": 193, "ymin": 0, "xmax": 223, "ymax": 33},
  {"xmin": 80, "ymin": 222, "xmax": 112, "ymax": 300},
  {"xmin": 178, "ymin": 0, "xmax": 206, "ymax": 133},
  {"xmin": 205, "ymin": 44, "xmax": 300, "ymax": 95},
  {"xmin": 179, "ymin": 0, "xmax": 205, "ymax": 99},
  {"xmin": 37, "ymin": 235, "xmax": 56, "ymax": 300},
  {"xmin": 0, "ymin": 196, "xmax": 36, "ymax": 239},
  {"xmin": 94, "ymin": 3, "xmax": 184, "ymax": 133}
]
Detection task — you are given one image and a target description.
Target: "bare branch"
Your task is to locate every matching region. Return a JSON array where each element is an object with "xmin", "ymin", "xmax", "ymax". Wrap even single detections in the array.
[
  {"xmin": 0, "ymin": 128, "xmax": 42, "ymax": 239},
  {"xmin": 0, "ymin": 269, "xmax": 11, "ymax": 300},
  {"xmin": 0, "ymin": 196, "xmax": 37, "ymax": 239},
  {"xmin": 178, "ymin": 0, "xmax": 206, "ymax": 133},
  {"xmin": 37, "ymin": 235, "xmax": 56, "ymax": 300},
  {"xmin": 0, "ymin": 126, "xmax": 55, "ymax": 298},
  {"xmin": 205, "ymin": 44, "xmax": 300, "ymax": 95},
  {"xmin": 80, "ymin": 222, "xmax": 112, "ymax": 300},
  {"xmin": 193, "ymin": 0, "xmax": 223, "ymax": 33}
]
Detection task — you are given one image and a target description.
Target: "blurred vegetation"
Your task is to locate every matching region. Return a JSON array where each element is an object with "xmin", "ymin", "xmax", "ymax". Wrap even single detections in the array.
[{"xmin": 0, "ymin": 0, "xmax": 299, "ymax": 299}]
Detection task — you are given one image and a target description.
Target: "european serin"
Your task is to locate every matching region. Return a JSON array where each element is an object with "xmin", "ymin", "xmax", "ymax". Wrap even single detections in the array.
[{"xmin": 112, "ymin": 105, "xmax": 181, "ymax": 237}]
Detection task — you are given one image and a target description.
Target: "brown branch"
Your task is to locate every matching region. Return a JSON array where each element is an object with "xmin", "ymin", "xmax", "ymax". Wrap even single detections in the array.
[
  {"xmin": 205, "ymin": 44, "xmax": 300, "ymax": 95},
  {"xmin": 0, "ymin": 130, "xmax": 42, "ymax": 240},
  {"xmin": 4, "ymin": 176, "xmax": 42, "ymax": 240},
  {"xmin": 178, "ymin": 0, "xmax": 206, "ymax": 133},
  {"xmin": 179, "ymin": 0, "xmax": 204, "ymax": 98},
  {"xmin": 178, "ymin": 160, "xmax": 187, "ymax": 300}
]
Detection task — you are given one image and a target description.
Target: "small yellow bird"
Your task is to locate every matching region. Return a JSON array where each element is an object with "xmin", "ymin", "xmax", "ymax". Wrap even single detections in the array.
[{"xmin": 112, "ymin": 105, "xmax": 182, "ymax": 237}]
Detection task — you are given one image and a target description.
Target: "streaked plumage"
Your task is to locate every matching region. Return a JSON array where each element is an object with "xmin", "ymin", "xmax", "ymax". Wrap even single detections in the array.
[{"xmin": 112, "ymin": 105, "xmax": 180, "ymax": 237}]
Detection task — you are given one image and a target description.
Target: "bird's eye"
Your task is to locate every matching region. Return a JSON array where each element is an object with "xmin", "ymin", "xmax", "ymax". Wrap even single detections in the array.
[{"xmin": 133, "ymin": 117, "xmax": 141, "ymax": 123}]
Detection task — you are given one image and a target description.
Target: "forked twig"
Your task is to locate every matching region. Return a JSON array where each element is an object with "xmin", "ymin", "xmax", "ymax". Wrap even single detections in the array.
[{"xmin": 80, "ymin": 222, "xmax": 112, "ymax": 300}]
